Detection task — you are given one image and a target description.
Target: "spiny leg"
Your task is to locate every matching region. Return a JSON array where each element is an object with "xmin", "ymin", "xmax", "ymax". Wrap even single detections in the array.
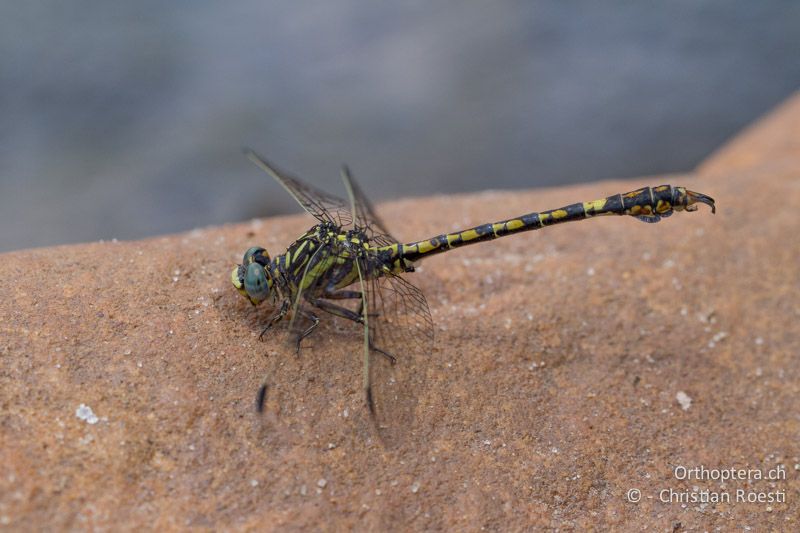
[
  {"xmin": 309, "ymin": 286, "xmax": 374, "ymax": 323},
  {"xmin": 309, "ymin": 297, "xmax": 364, "ymax": 323},
  {"xmin": 369, "ymin": 342, "xmax": 397, "ymax": 364},
  {"xmin": 323, "ymin": 288, "xmax": 366, "ymax": 316},
  {"xmin": 293, "ymin": 292, "xmax": 365, "ymax": 351},
  {"xmin": 322, "ymin": 289, "xmax": 362, "ymax": 300},
  {"xmin": 317, "ymin": 290, "xmax": 393, "ymax": 362},
  {"xmin": 294, "ymin": 309, "xmax": 320, "ymax": 353},
  {"xmin": 310, "ymin": 298, "xmax": 396, "ymax": 364},
  {"xmin": 260, "ymin": 299, "xmax": 290, "ymax": 341}
]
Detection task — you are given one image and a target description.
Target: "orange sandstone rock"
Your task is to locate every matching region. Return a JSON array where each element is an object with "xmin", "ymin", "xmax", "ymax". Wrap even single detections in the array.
[{"xmin": 1, "ymin": 93, "xmax": 798, "ymax": 530}]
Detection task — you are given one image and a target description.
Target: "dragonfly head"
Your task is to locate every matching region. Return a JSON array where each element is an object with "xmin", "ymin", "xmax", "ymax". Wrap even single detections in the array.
[{"xmin": 231, "ymin": 246, "xmax": 273, "ymax": 306}]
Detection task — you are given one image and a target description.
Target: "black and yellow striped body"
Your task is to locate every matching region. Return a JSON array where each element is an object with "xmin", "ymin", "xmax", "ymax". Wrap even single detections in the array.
[
  {"xmin": 262, "ymin": 185, "xmax": 715, "ymax": 300},
  {"xmin": 232, "ymin": 150, "xmax": 717, "ymax": 428},
  {"xmin": 378, "ymin": 185, "xmax": 713, "ymax": 268},
  {"xmin": 260, "ymin": 184, "xmax": 714, "ymax": 304}
]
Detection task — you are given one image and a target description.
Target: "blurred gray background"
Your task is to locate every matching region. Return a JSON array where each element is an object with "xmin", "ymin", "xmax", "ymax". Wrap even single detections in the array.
[{"xmin": 2, "ymin": 1, "xmax": 799, "ymax": 252}]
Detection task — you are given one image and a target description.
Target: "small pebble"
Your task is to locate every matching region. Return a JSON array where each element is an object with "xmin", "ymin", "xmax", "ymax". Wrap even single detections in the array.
[
  {"xmin": 676, "ymin": 391, "xmax": 692, "ymax": 411},
  {"xmin": 75, "ymin": 404, "xmax": 99, "ymax": 424}
]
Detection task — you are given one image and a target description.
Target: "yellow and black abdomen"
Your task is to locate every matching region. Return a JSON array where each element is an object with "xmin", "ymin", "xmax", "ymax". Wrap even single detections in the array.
[{"xmin": 386, "ymin": 184, "xmax": 714, "ymax": 266}]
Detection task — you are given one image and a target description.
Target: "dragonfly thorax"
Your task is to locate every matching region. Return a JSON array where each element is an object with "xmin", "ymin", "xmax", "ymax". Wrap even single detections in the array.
[{"xmin": 342, "ymin": 228, "xmax": 371, "ymax": 250}]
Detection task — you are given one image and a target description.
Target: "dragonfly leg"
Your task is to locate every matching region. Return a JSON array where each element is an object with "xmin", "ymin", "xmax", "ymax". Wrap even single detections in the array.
[
  {"xmin": 322, "ymin": 287, "xmax": 368, "ymax": 315},
  {"xmin": 295, "ymin": 311, "xmax": 319, "ymax": 354},
  {"xmin": 259, "ymin": 300, "xmax": 290, "ymax": 341},
  {"xmin": 311, "ymin": 295, "xmax": 380, "ymax": 323},
  {"xmin": 320, "ymin": 288, "xmax": 380, "ymax": 320},
  {"xmin": 310, "ymin": 298, "xmax": 364, "ymax": 323},
  {"xmin": 322, "ymin": 289, "xmax": 362, "ymax": 300},
  {"xmin": 295, "ymin": 310, "xmax": 320, "ymax": 353},
  {"xmin": 311, "ymin": 295, "xmax": 395, "ymax": 363},
  {"xmin": 369, "ymin": 342, "xmax": 397, "ymax": 365}
]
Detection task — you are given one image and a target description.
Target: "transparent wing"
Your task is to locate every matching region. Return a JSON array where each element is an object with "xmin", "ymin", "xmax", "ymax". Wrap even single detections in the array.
[
  {"xmin": 363, "ymin": 267, "xmax": 434, "ymax": 446},
  {"xmin": 340, "ymin": 165, "xmax": 399, "ymax": 246},
  {"xmin": 245, "ymin": 149, "xmax": 353, "ymax": 228},
  {"xmin": 339, "ymin": 165, "xmax": 432, "ymax": 443}
]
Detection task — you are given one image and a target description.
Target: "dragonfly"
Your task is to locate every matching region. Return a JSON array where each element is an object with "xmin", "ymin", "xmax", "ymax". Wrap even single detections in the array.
[{"xmin": 232, "ymin": 149, "xmax": 715, "ymax": 441}]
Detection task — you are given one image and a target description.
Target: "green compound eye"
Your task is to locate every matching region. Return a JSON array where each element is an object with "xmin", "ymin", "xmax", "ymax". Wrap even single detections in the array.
[
  {"xmin": 244, "ymin": 262, "xmax": 271, "ymax": 303},
  {"xmin": 243, "ymin": 246, "xmax": 269, "ymax": 265}
]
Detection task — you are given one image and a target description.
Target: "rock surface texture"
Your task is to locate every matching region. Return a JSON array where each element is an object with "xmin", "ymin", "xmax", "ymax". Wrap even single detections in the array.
[{"xmin": 2, "ymin": 94, "xmax": 799, "ymax": 530}]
